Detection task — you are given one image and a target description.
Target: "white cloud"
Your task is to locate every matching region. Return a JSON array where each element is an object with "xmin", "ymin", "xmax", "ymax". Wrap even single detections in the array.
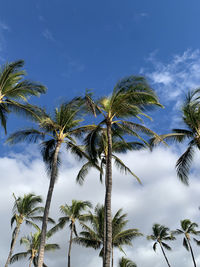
[
  {"xmin": 1, "ymin": 146, "xmax": 200, "ymax": 266},
  {"xmin": 145, "ymin": 49, "xmax": 200, "ymax": 100}
]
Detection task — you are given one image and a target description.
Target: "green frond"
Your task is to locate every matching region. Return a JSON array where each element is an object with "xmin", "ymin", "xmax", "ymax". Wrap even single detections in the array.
[
  {"xmin": 10, "ymin": 251, "xmax": 29, "ymax": 264},
  {"xmin": 7, "ymin": 128, "xmax": 45, "ymax": 145},
  {"xmin": 161, "ymin": 242, "xmax": 172, "ymax": 251},
  {"xmin": 183, "ymin": 237, "xmax": 189, "ymax": 251},
  {"xmin": 176, "ymin": 145, "xmax": 195, "ymax": 185},
  {"xmin": 112, "ymin": 155, "xmax": 141, "ymax": 184},
  {"xmin": 118, "ymin": 256, "xmax": 137, "ymax": 267}
]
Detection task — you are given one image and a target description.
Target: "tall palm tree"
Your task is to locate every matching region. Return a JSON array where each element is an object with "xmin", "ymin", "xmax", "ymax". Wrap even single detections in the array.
[
  {"xmin": 150, "ymin": 89, "xmax": 200, "ymax": 185},
  {"xmin": 147, "ymin": 223, "xmax": 175, "ymax": 267},
  {"xmin": 7, "ymin": 98, "xmax": 92, "ymax": 267},
  {"xmin": 74, "ymin": 204, "xmax": 142, "ymax": 267},
  {"xmin": 173, "ymin": 219, "xmax": 200, "ymax": 267},
  {"xmin": 10, "ymin": 226, "xmax": 59, "ymax": 267},
  {"xmin": 85, "ymin": 76, "xmax": 162, "ymax": 267},
  {"xmin": 5, "ymin": 193, "xmax": 50, "ymax": 267},
  {"xmin": 118, "ymin": 257, "xmax": 137, "ymax": 267},
  {"xmin": 48, "ymin": 200, "xmax": 92, "ymax": 267},
  {"xmin": 0, "ymin": 60, "xmax": 46, "ymax": 134}
]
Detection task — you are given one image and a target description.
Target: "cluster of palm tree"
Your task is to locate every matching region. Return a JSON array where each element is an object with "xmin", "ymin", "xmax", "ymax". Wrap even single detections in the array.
[
  {"xmin": 147, "ymin": 220, "xmax": 200, "ymax": 267},
  {"xmin": 6, "ymin": 195, "xmax": 139, "ymax": 267},
  {"xmin": 2, "ymin": 58, "xmax": 200, "ymax": 267}
]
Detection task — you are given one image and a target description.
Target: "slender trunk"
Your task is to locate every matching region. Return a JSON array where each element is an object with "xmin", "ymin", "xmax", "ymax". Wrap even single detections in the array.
[
  {"xmin": 111, "ymin": 245, "xmax": 114, "ymax": 267},
  {"xmin": 103, "ymin": 172, "xmax": 107, "ymax": 266},
  {"xmin": 5, "ymin": 223, "xmax": 21, "ymax": 267},
  {"xmin": 187, "ymin": 238, "xmax": 197, "ymax": 267},
  {"xmin": 29, "ymin": 256, "xmax": 34, "ymax": 267},
  {"xmin": 37, "ymin": 141, "xmax": 61, "ymax": 267},
  {"xmin": 104, "ymin": 121, "xmax": 112, "ymax": 267},
  {"xmin": 68, "ymin": 223, "xmax": 74, "ymax": 267},
  {"xmin": 159, "ymin": 243, "xmax": 171, "ymax": 267}
]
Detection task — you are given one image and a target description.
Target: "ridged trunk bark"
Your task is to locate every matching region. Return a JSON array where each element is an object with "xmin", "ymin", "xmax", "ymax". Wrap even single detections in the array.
[
  {"xmin": 103, "ymin": 121, "xmax": 112, "ymax": 267},
  {"xmin": 68, "ymin": 223, "xmax": 74, "ymax": 267},
  {"xmin": 37, "ymin": 141, "xmax": 61, "ymax": 267},
  {"xmin": 159, "ymin": 243, "xmax": 171, "ymax": 267},
  {"xmin": 187, "ymin": 238, "xmax": 197, "ymax": 267},
  {"xmin": 5, "ymin": 223, "xmax": 21, "ymax": 267}
]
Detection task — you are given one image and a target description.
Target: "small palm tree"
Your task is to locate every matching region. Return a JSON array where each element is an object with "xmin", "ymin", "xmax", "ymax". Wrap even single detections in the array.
[
  {"xmin": 173, "ymin": 219, "xmax": 200, "ymax": 267},
  {"xmin": 5, "ymin": 193, "xmax": 51, "ymax": 267},
  {"xmin": 0, "ymin": 59, "xmax": 46, "ymax": 134},
  {"xmin": 150, "ymin": 89, "xmax": 200, "ymax": 185},
  {"xmin": 48, "ymin": 200, "xmax": 92, "ymax": 267},
  {"xmin": 85, "ymin": 76, "xmax": 162, "ymax": 267},
  {"xmin": 118, "ymin": 257, "xmax": 137, "ymax": 267},
  {"xmin": 10, "ymin": 226, "xmax": 59, "ymax": 267},
  {"xmin": 147, "ymin": 224, "xmax": 175, "ymax": 267},
  {"xmin": 74, "ymin": 204, "xmax": 142, "ymax": 267},
  {"xmin": 7, "ymin": 98, "xmax": 92, "ymax": 267}
]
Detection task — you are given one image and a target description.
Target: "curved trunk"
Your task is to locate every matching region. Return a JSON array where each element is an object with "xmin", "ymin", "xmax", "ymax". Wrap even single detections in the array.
[
  {"xmin": 104, "ymin": 121, "xmax": 112, "ymax": 267},
  {"xmin": 68, "ymin": 223, "xmax": 74, "ymax": 267},
  {"xmin": 5, "ymin": 223, "xmax": 21, "ymax": 267},
  {"xmin": 187, "ymin": 238, "xmax": 197, "ymax": 267},
  {"xmin": 37, "ymin": 141, "xmax": 61, "ymax": 267},
  {"xmin": 159, "ymin": 243, "xmax": 171, "ymax": 267}
]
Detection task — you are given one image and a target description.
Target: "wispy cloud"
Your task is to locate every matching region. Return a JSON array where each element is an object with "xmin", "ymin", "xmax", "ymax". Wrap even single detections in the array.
[
  {"xmin": 42, "ymin": 28, "xmax": 55, "ymax": 42},
  {"xmin": 0, "ymin": 21, "xmax": 10, "ymax": 61},
  {"xmin": 142, "ymin": 49, "xmax": 200, "ymax": 127},
  {"xmin": 62, "ymin": 57, "xmax": 85, "ymax": 79},
  {"xmin": 145, "ymin": 49, "xmax": 200, "ymax": 100}
]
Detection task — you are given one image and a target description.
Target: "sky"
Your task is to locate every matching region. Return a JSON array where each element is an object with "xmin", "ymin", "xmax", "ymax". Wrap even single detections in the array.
[{"xmin": 1, "ymin": 0, "xmax": 200, "ymax": 266}]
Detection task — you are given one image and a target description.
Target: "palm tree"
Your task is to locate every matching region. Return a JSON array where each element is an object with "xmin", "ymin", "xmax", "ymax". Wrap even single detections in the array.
[
  {"xmin": 10, "ymin": 226, "xmax": 59, "ymax": 267},
  {"xmin": 118, "ymin": 257, "xmax": 137, "ymax": 267},
  {"xmin": 48, "ymin": 200, "xmax": 92, "ymax": 267},
  {"xmin": 147, "ymin": 223, "xmax": 175, "ymax": 267},
  {"xmin": 74, "ymin": 204, "xmax": 142, "ymax": 267},
  {"xmin": 0, "ymin": 59, "xmax": 46, "ymax": 134},
  {"xmin": 173, "ymin": 219, "xmax": 200, "ymax": 267},
  {"xmin": 85, "ymin": 76, "xmax": 162, "ymax": 267},
  {"xmin": 150, "ymin": 89, "xmax": 200, "ymax": 185},
  {"xmin": 7, "ymin": 98, "xmax": 93, "ymax": 267},
  {"xmin": 77, "ymin": 126, "xmax": 143, "ymax": 185},
  {"xmin": 5, "ymin": 193, "xmax": 49, "ymax": 267}
]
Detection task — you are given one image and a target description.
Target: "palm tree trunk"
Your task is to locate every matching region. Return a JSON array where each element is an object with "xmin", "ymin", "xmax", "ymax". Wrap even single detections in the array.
[
  {"xmin": 159, "ymin": 243, "xmax": 171, "ymax": 267},
  {"xmin": 29, "ymin": 256, "xmax": 34, "ymax": 267},
  {"xmin": 104, "ymin": 121, "xmax": 112, "ymax": 267},
  {"xmin": 37, "ymin": 141, "xmax": 61, "ymax": 267},
  {"xmin": 5, "ymin": 223, "xmax": 21, "ymax": 267},
  {"xmin": 68, "ymin": 223, "xmax": 74, "ymax": 267},
  {"xmin": 111, "ymin": 246, "xmax": 114, "ymax": 267},
  {"xmin": 187, "ymin": 239, "xmax": 197, "ymax": 267}
]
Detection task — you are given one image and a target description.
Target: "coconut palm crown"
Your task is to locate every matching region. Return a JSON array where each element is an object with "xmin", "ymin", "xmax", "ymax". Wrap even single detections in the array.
[
  {"xmin": 85, "ymin": 75, "xmax": 162, "ymax": 267},
  {"xmin": 7, "ymin": 98, "xmax": 93, "ymax": 267},
  {"xmin": 147, "ymin": 224, "xmax": 175, "ymax": 267},
  {"xmin": 48, "ymin": 200, "xmax": 92, "ymax": 267},
  {"xmin": 5, "ymin": 193, "xmax": 51, "ymax": 267},
  {"xmin": 74, "ymin": 204, "xmax": 142, "ymax": 267},
  {"xmin": 150, "ymin": 89, "xmax": 200, "ymax": 185},
  {"xmin": 173, "ymin": 219, "xmax": 200, "ymax": 267},
  {"xmin": 0, "ymin": 60, "xmax": 46, "ymax": 134},
  {"xmin": 10, "ymin": 225, "xmax": 59, "ymax": 267}
]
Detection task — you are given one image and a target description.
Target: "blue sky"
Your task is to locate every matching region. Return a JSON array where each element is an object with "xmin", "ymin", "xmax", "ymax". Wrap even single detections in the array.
[
  {"xmin": 0, "ymin": 0, "xmax": 200, "ymax": 136},
  {"xmin": 2, "ymin": 1, "xmax": 200, "ymax": 266}
]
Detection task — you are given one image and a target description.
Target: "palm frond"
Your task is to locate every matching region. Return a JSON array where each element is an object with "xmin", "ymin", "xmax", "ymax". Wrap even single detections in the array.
[
  {"xmin": 113, "ymin": 155, "xmax": 141, "ymax": 184},
  {"xmin": 176, "ymin": 145, "xmax": 195, "ymax": 185}
]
